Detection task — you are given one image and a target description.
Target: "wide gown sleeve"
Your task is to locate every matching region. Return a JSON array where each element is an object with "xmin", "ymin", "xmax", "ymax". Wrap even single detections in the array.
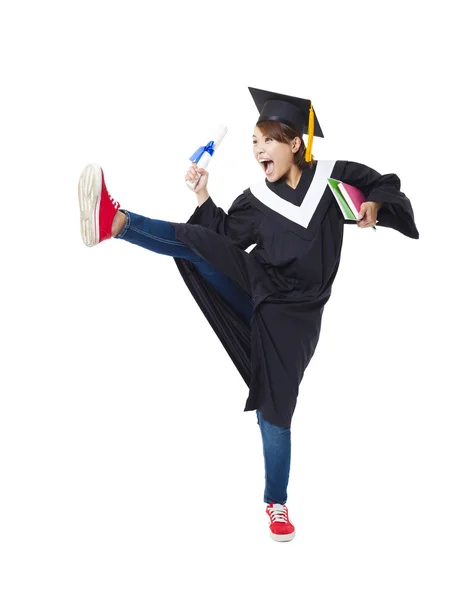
[
  {"xmin": 341, "ymin": 161, "xmax": 419, "ymax": 239},
  {"xmin": 186, "ymin": 194, "xmax": 257, "ymax": 250}
]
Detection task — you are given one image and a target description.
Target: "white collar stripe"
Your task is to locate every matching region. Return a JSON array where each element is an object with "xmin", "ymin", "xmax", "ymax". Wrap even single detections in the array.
[{"xmin": 250, "ymin": 160, "xmax": 336, "ymax": 228}]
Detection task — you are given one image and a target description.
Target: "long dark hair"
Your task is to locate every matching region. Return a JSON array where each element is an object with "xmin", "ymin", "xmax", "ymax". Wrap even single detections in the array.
[{"xmin": 256, "ymin": 120, "xmax": 316, "ymax": 170}]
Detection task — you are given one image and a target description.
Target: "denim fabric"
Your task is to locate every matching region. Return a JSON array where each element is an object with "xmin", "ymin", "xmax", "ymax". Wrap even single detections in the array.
[
  {"xmin": 116, "ymin": 210, "xmax": 253, "ymax": 324},
  {"xmin": 256, "ymin": 410, "xmax": 291, "ymax": 504}
]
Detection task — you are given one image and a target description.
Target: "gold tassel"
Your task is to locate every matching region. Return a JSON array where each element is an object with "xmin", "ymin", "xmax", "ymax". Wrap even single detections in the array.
[{"xmin": 305, "ymin": 102, "xmax": 314, "ymax": 162}]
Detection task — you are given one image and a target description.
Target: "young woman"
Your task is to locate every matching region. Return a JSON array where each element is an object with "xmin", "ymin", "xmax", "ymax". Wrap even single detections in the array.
[{"xmin": 78, "ymin": 87, "xmax": 419, "ymax": 542}]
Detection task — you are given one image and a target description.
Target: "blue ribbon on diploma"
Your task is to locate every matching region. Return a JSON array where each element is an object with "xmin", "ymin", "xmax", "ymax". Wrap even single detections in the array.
[{"xmin": 189, "ymin": 140, "xmax": 215, "ymax": 163}]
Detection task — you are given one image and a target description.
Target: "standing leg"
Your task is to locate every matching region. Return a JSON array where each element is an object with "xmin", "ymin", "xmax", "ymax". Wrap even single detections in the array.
[
  {"xmin": 257, "ymin": 410, "xmax": 295, "ymax": 542},
  {"xmin": 256, "ymin": 409, "xmax": 291, "ymax": 505}
]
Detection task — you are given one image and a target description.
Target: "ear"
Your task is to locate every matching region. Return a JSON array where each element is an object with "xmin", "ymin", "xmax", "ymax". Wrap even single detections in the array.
[{"xmin": 292, "ymin": 136, "xmax": 302, "ymax": 153}]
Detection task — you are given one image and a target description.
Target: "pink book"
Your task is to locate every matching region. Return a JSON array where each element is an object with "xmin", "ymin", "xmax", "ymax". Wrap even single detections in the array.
[{"xmin": 338, "ymin": 182, "xmax": 367, "ymax": 219}]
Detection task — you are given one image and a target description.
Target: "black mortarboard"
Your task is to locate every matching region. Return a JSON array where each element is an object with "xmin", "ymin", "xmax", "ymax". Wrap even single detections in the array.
[{"xmin": 248, "ymin": 87, "xmax": 323, "ymax": 161}]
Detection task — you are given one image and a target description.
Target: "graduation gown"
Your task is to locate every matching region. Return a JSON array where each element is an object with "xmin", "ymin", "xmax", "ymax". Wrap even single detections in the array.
[{"xmin": 171, "ymin": 160, "xmax": 419, "ymax": 428}]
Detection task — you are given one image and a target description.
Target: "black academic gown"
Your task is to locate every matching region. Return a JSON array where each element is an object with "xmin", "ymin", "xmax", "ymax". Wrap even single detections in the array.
[{"xmin": 171, "ymin": 160, "xmax": 419, "ymax": 428}]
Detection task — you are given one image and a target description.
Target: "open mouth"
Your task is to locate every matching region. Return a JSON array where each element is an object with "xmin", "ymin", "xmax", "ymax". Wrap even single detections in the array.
[{"xmin": 260, "ymin": 159, "xmax": 275, "ymax": 176}]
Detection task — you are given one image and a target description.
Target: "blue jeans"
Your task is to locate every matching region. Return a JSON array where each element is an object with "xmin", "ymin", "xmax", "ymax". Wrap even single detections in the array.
[{"xmin": 117, "ymin": 210, "xmax": 291, "ymax": 505}]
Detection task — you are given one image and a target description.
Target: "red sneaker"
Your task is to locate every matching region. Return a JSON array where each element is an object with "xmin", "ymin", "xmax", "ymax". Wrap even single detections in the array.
[
  {"xmin": 78, "ymin": 164, "xmax": 120, "ymax": 247},
  {"xmin": 266, "ymin": 503, "xmax": 296, "ymax": 542}
]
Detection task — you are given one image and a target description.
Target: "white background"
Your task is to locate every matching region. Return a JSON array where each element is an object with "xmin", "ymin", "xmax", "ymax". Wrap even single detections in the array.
[{"xmin": 1, "ymin": 0, "xmax": 451, "ymax": 598}]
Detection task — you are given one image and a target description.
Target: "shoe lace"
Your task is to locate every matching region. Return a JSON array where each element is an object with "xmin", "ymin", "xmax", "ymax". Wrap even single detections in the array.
[
  {"xmin": 268, "ymin": 504, "xmax": 288, "ymax": 523},
  {"xmin": 108, "ymin": 192, "xmax": 119, "ymax": 209}
]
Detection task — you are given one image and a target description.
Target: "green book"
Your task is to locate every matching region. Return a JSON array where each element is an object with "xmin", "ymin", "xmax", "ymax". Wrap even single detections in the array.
[{"xmin": 327, "ymin": 178, "xmax": 356, "ymax": 220}]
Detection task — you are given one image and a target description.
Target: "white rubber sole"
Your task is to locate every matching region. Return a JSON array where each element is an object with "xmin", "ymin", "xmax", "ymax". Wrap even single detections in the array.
[
  {"xmin": 270, "ymin": 530, "xmax": 296, "ymax": 542},
  {"xmin": 78, "ymin": 163, "xmax": 102, "ymax": 247}
]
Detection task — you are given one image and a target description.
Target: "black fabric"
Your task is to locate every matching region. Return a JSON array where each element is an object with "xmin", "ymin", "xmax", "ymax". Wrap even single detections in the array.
[
  {"xmin": 172, "ymin": 160, "xmax": 419, "ymax": 427},
  {"xmin": 249, "ymin": 86, "xmax": 324, "ymax": 137}
]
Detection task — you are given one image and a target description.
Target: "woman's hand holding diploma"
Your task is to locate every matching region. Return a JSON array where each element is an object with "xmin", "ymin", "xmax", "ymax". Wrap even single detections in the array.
[
  {"xmin": 185, "ymin": 125, "xmax": 227, "ymax": 206},
  {"xmin": 185, "ymin": 164, "xmax": 210, "ymax": 206}
]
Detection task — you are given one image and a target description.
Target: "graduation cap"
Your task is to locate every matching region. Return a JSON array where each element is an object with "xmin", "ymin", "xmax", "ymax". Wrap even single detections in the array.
[{"xmin": 248, "ymin": 87, "xmax": 323, "ymax": 162}]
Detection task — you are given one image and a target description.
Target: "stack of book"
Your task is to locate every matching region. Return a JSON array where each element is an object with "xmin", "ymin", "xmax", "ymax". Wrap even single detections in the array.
[{"xmin": 327, "ymin": 178, "xmax": 377, "ymax": 231}]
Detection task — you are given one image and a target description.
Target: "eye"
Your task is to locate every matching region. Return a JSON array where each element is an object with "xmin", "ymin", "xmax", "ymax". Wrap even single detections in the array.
[
  {"xmin": 252, "ymin": 140, "xmax": 257, "ymax": 144},
  {"xmin": 265, "ymin": 137, "xmax": 272, "ymax": 142}
]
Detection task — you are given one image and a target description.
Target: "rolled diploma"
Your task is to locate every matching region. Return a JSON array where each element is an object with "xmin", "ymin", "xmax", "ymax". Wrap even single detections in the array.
[{"xmin": 186, "ymin": 125, "xmax": 228, "ymax": 189}]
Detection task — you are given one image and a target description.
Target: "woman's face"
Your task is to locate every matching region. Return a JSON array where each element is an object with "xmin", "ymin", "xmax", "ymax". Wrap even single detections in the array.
[{"xmin": 252, "ymin": 126, "xmax": 300, "ymax": 182}]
